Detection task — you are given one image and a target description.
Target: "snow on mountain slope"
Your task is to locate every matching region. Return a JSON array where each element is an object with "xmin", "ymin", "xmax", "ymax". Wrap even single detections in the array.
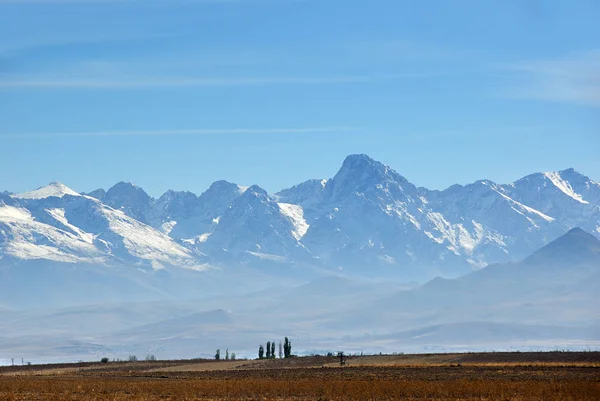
[
  {"xmin": 45, "ymin": 208, "xmax": 95, "ymax": 244},
  {"xmin": 504, "ymin": 169, "xmax": 600, "ymax": 235},
  {"xmin": 14, "ymin": 182, "xmax": 81, "ymax": 200},
  {"xmin": 97, "ymin": 205, "xmax": 202, "ymax": 269},
  {"xmin": 277, "ymin": 203, "xmax": 309, "ymax": 240},
  {"xmin": 200, "ymin": 185, "xmax": 310, "ymax": 263},
  {"xmin": 0, "ymin": 204, "xmax": 104, "ymax": 264},
  {"xmin": 543, "ymin": 171, "xmax": 588, "ymax": 204},
  {"xmin": 96, "ymin": 180, "xmax": 246, "ymax": 242},
  {"xmin": 2, "ymin": 184, "xmax": 204, "ymax": 270},
  {"xmin": 423, "ymin": 179, "xmax": 566, "ymax": 264},
  {"xmin": 154, "ymin": 180, "xmax": 246, "ymax": 241},
  {"xmin": 275, "ymin": 178, "xmax": 328, "ymax": 223}
]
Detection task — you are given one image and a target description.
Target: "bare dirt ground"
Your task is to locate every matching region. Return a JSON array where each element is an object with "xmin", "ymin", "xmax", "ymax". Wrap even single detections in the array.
[{"xmin": 1, "ymin": 352, "xmax": 599, "ymax": 400}]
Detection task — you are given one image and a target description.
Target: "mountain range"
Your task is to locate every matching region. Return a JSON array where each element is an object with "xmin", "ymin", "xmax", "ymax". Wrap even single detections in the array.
[
  {"xmin": 2, "ymin": 152, "xmax": 599, "ymax": 359},
  {"xmin": 2, "ymin": 154, "xmax": 599, "ymax": 283}
]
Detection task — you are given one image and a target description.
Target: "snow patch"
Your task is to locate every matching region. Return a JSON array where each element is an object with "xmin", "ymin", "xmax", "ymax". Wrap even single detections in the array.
[
  {"xmin": 494, "ymin": 190, "xmax": 555, "ymax": 222},
  {"xmin": 245, "ymin": 251, "xmax": 287, "ymax": 262},
  {"xmin": 278, "ymin": 203, "xmax": 309, "ymax": 240},
  {"xmin": 160, "ymin": 220, "xmax": 178, "ymax": 235},
  {"xmin": 378, "ymin": 254, "xmax": 396, "ymax": 264},
  {"xmin": 197, "ymin": 233, "xmax": 212, "ymax": 243},
  {"xmin": 0, "ymin": 205, "xmax": 31, "ymax": 220},
  {"xmin": 543, "ymin": 172, "xmax": 588, "ymax": 204},
  {"xmin": 46, "ymin": 208, "xmax": 95, "ymax": 244}
]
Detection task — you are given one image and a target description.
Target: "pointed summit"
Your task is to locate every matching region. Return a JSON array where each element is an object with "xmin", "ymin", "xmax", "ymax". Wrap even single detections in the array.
[
  {"xmin": 14, "ymin": 182, "xmax": 81, "ymax": 200},
  {"xmin": 105, "ymin": 182, "xmax": 152, "ymax": 204},
  {"xmin": 337, "ymin": 154, "xmax": 389, "ymax": 179},
  {"xmin": 155, "ymin": 190, "xmax": 199, "ymax": 219},
  {"xmin": 205, "ymin": 180, "xmax": 241, "ymax": 194},
  {"xmin": 524, "ymin": 227, "xmax": 600, "ymax": 266},
  {"xmin": 197, "ymin": 180, "xmax": 245, "ymax": 211},
  {"xmin": 242, "ymin": 184, "xmax": 269, "ymax": 198},
  {"xmin": 106, "ymin": 181, "xmax": 149, "ymax": 197},
  {"xmin": 85, "ymin": 188, "xmax": 106, "ymax": 201},
  {"xmin": 325, "ymin": 154, "xmax": 412, "ymax": 202},
  {"xmin": 104, "ymin": 182, "xmax": 153, "ymax": 223}
]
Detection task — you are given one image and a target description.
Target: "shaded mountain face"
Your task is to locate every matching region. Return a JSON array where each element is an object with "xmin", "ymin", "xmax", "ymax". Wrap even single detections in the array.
[
  {"xmin": 523, "ymin": 227, "xmax": 600, "ymax": 267},
  {"xmin": 84, "ymin": 188, "xmax": 106, "ymax": 202},
  {"xmin": 369, "ymin": 227, "xmax": 600, "ymax": 333},
  {"xmin": 103, "ymin": 182, "xmax": 154, "ymax": 224},
  {"xmin": 2, "ymin": 155, "xmax": 599, "ymax": 280}
]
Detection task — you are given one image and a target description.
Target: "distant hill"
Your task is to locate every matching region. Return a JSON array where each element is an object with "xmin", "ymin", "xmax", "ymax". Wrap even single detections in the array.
[
  {"xmin": 524, "ymin": 227, "xmax": 600, "ymax": 267},
  {"xmin": 371, "ymin": 227, "xmax": 600, "ymax": 325}
]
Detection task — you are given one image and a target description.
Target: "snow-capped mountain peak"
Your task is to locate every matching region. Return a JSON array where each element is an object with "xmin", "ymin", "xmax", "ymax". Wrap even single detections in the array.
[
  {"xmin": 13, "ymin": 182, "xmax": 81, "ymax": 200},
  {"xmin": 333, "ymin": 154, "xmax": 395, "ymax": 184},
  {"xmin": 324, "ymin": 154, "xmax": 413, "ymax": 204}
]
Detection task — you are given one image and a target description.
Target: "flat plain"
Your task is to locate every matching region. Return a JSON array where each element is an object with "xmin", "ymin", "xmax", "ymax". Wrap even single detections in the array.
[{"xmin": 1, "ymin": 352, "xmax": 599, "ymax": 400}]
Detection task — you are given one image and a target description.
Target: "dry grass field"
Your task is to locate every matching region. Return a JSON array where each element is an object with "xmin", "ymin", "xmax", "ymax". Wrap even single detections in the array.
[{"xmin": 1, "ymin": 352, "xmax": 599, "ymax": 400}]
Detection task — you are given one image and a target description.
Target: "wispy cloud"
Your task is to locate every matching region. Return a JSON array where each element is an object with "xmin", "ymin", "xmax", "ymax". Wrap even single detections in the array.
[
  {"xmin": 0, "ymin": 0, "xmax": 127, "ymax": 3},
  {"xmin": 0, "ymin": 73, "xmax": 436, "ymax": 89},
  {"xmin": 497, "ymin": 50, "xmax": 600, "ymax": 107},
  {"xmin": 0, "ymin": 33, "xmax": 175, "ymax": 57},
  {"xmin": 0, "ymin": 0, "xmax": 292, "ymax": 4},
  {"xmin": 0, "ymin": 127, "xmax": 363, "ymax": 140}
]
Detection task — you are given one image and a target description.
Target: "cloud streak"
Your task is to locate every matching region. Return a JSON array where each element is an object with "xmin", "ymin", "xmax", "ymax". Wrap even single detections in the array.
[
  {"xmin": 0, "ymin": 0, "xmax": 293, "ymax": 4},
  {"xmin": 0, "ymin": 73, "xmax": 436, "ymax": 89},
  {"xmin": 0, "ymin": 127, "xmax": 363, "ymax": 140},
  {"xmin": 497, "ymin": 50, "xmax": 600, "ymax": 107},
  {"xmin": 0, "ymin": 0, "xmax": 127, "ymax": 3}
]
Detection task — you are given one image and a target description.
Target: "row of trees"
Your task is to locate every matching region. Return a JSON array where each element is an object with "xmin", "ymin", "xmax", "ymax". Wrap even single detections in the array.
[
  {"xmin": 258, "ymin": 337, "xmax": 292, "ymax": 359},
  {"xmin": 214, "ymin": 349, "xmax": 236, "ymax": 360},
  {"xmin": 213, "ymin": 338, "xmax": 292, "ymax": 361}
]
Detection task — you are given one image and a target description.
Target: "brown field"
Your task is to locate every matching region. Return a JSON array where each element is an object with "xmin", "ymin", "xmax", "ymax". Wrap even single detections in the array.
[{"xmin": 1, "ymin": 352, "xmax": 599, "ymax": 400}]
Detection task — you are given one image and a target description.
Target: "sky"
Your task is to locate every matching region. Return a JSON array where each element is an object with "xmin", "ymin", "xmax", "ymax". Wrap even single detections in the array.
[{"xmin": 1, "ymin": 0, "xmax": 599, "ymax": 197}]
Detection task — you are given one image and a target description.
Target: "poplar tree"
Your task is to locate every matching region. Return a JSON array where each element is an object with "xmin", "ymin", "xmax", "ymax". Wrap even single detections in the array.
[{"xmin": 284, "ymin": 337, "xmax": 292, "ymax": 358}]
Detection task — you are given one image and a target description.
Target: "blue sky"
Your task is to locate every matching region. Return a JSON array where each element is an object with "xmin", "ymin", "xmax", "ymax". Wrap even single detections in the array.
[{"xmin": 1, "ymin": 0, "xmax": 599, "ymax": 196}]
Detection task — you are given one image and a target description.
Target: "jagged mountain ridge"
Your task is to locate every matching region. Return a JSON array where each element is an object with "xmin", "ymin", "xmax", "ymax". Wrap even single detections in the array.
[
  {"xmin": 1, "ymin": 184, "xmax": 204, "ymax": 270},
  {"xmin": 2, "ymin": 154, "xmax": 599, "ymax": 277}
]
